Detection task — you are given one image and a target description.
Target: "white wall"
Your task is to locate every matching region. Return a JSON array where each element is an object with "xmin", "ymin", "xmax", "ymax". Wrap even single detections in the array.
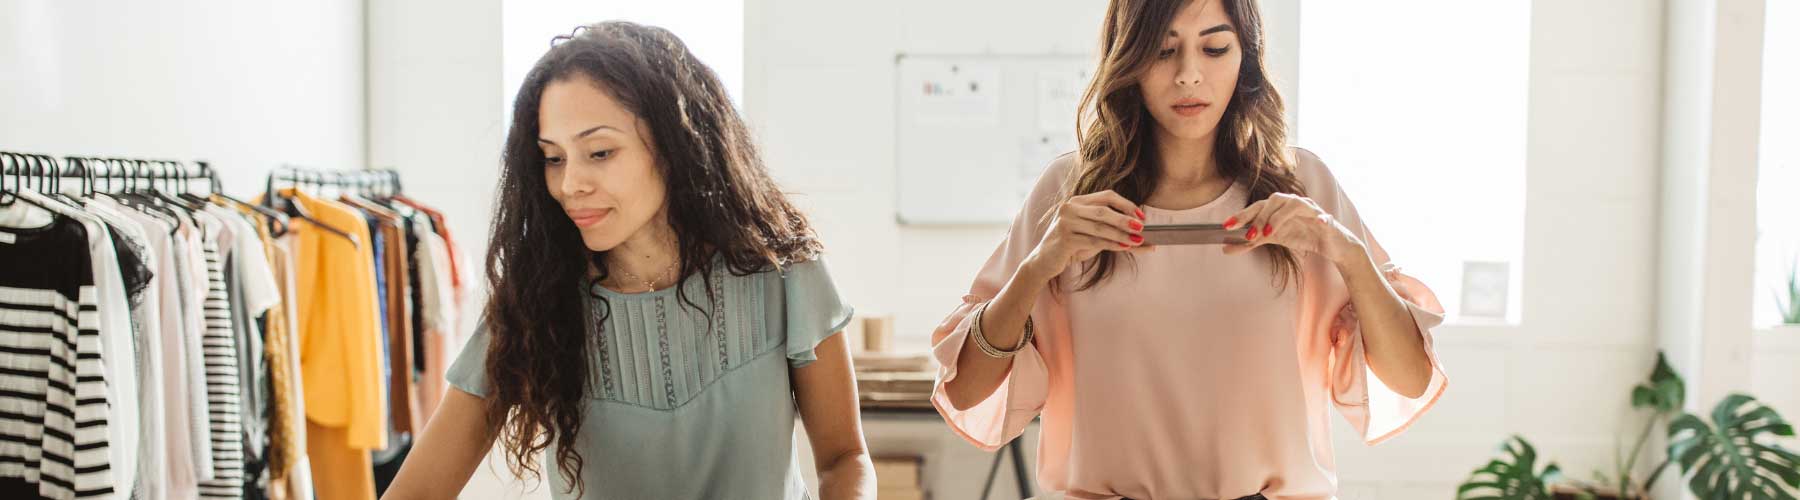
[
  {"xmin": 0, "ymin": 0, "xmax": 366, "ymax": 194},
  {"xmin": 744, "ymin": 0, "xmax": 1675, "ymax": 498},
  {"xmin": 366, "ymin": 0, "xmax": 505, "ymax": 337}
]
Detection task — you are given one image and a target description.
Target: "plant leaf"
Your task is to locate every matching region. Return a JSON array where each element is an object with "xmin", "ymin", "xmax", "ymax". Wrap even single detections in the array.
[
  {"xmin": 1667, "ymin": 394, "xmax": 1800, "ymax": 498},
  {"xmin": 1458, "ymin": 435, "xmax": 1561, "ymax": 500},
  {"xmin": 1781, "ymin": 256, "xmax": 1800, "ymax": 324},
  {"xmin": 1633, "ymin": 352, "xmax": 1686, "ymax": 412}
]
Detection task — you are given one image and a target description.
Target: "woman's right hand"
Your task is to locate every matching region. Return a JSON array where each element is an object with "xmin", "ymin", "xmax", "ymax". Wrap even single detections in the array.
[
  {"xmin": 946, "ymin": 192, "xmax": 1145, "ymax": 411},
  {"xmin": 1022, "ymin": 189, "xmax": 1149, "ymax": 282}
]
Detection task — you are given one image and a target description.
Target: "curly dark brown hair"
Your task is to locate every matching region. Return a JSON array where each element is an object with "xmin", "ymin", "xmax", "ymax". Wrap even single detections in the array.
[{"xmin": 480, "ymin": 20, "xmax": 821, "ymax": 496}]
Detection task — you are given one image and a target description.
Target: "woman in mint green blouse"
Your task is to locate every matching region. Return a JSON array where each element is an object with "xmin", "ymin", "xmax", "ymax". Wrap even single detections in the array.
[{"xmin": 384, "ymin": 21, "xmax": 875, "ymax": 500}]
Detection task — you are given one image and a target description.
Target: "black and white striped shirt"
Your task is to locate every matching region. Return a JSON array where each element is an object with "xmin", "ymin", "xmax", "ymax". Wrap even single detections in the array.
[
  {"xmin": 0, "ymin": 214, "xmax": 113, "ymax": 500},
  {"xmin": 194, "ymin": 217, "xmax": 244, "ymax": 500}
]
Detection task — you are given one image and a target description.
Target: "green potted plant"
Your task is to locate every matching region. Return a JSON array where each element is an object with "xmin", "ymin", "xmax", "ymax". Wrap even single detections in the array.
[
  {"xmin": 1457, "ymin": 351, "xmax": 1800, "ymax": 499},
  {"xmin": 1776, "ymin": 256, "xmax": 1800, "ymax": 326},
  {"xmin": 1458, "ymin": 435, "xmax": 1565, "ymax": 500}
]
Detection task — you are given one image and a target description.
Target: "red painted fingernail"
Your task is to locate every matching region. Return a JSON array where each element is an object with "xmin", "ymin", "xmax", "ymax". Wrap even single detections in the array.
[
  {"xmin": 1135, "ymin": 209, "xmax": 1146, "ymax": 220},
  {"xmin": 1119, "ymin": 242, "xmax": 1131, "ymax": 249},
  {"xmin": 1246, "ymin": 227, "xmax": 1258, "ymax": 240},
  {"xmin": 1128, "ymin": 220, "xmax": 1144, "ymax": 231},
  {"xmin": 1130, "ymin": 234, "xmax": 1144, "ymax": 244},
  {"xmin": 1263, "ymin": 223, "xmax": 1273, "ymax": 236},
  {"xmin": 1224, "ymin": 217, "xmax": 1238, "ymax": 228}
]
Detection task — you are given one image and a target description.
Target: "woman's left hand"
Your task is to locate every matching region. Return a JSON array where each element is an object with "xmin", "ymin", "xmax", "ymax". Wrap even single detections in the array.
[{"xmin": 1221, "ymin": 193, "xmax": 1366, "ymax": 265}]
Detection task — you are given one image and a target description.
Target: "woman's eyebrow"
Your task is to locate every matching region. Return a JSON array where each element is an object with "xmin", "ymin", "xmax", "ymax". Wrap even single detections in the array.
[
  {"xmin": 1169, "ymin": 24, "xmax": 1235, "ymax": 37},
  {"xmin": 537, "ymin": 124, "xmax": 621, "ymax": 144}
]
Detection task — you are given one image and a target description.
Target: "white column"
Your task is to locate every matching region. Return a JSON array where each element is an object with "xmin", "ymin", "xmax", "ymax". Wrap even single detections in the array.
[{"xmin": 1654, "ymin": 0, "xmax": 1765, "ymax": 497}]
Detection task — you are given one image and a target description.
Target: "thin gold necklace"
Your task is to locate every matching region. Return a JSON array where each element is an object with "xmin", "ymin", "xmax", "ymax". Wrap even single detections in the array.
[{"xmin": 615, "ymin": 262, "xmax": 675, "ymax": 292}]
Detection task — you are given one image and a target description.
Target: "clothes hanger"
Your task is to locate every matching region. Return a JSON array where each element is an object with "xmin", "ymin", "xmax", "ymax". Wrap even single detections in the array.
[
  {"xmin": 0, "ymin": 152, "xmax": 91, "ymax": 219},
  {"xmin": 147, "ymin": 160, "xmax": 205, "ymax": 211},
  {"xmin": 109, "ymin": 158, "xmax": 185, "ymax": 234},
  {"xmin": 0, "ymin": 153, "xmax": 30, "ymax": 208},
  {"xmin": 205, "ymin": 161, "xmax": 293, "ymax": 236},
  {"xmin": 338, "ymin": 170, "xmax": 379, "ymax": 206},
  {"xmin": 171, "ymin": 160, "xmax": 211, "ymax": 206},
  {"xmin": 29, "ymin": 154, "xmax": 87, "ymax": 207},
  {"xmin": 0, "ymin": 152, "xmax": 60, "ymax": 212},
  {"xmin": 74, "ymin": 156, "xmax": 97, "ymax": 199},
  {"xmin": 0, "ymin": 153, "xmax": 16, "ymax": 206},
  {"xmin": 268, "ymin": 166, "xmax": 359, "ymax": 246},
  {"xmin": 196, "ymin": 161, "xmax": 288, "ymax": 233}
]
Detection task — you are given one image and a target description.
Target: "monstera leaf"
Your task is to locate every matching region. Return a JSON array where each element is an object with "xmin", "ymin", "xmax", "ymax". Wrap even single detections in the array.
[
  {"xmin": 1667, "ymin": 394, "xmax": 1800, "ymax": 499},
  {"xmin": 1459, "ymin": 435, "xmax": 1564, "ymax": 500},
  {"xmin": 1631, "ymin": 352, "xmax": 1685, "ymax": 414}
]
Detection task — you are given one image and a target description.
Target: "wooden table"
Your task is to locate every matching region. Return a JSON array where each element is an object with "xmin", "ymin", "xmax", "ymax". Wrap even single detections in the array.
[{"xmin": 859, "ymin": 370, "xmax": 1034, "ymax": 499}]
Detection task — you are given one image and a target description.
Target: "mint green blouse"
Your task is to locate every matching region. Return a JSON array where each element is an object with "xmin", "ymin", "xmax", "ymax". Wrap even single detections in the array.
[{"xmin": 446, "ymin": 258, "xmax": 853, "ymax": 500}]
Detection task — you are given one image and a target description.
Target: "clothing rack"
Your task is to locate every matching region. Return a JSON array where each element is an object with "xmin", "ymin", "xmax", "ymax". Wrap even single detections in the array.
[
  {"xmin": 0, "ymin": 150, "xmax": 221, "ymax": 197},
  {"xmin": 0, "ymin": 150, "xmax": 369, "ymax": 244},
  {"xmin": 267, "ymin": 165, "xmax": 404, "ymax": 199},
  {"xmin": 2, "ymin": 149, "xmax": 459, "ymax": 500}
]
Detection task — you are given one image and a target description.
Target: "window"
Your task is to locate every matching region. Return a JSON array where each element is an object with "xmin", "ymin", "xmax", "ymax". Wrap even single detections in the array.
[
  {"xmin": 1756, "ymin": 0, "xmax": 1798, "ymax": 327},
  {"xmin": 1297, "ymin": 0, "xmax": 1530, "ymax": 323},
  {"xmin": 502, "ymin": 0, "xmax": 745, "ymax": 117}
]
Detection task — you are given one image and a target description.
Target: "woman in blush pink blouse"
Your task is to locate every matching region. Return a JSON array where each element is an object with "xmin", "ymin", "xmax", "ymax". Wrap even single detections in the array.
[{"xmin": 930, "ymin": 1, "xmax": 1448, "ymax": 499}]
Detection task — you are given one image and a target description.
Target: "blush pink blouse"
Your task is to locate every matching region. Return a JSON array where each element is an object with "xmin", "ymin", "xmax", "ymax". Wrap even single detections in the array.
[{"xmin": 930, "ymin": 148, "xmax": 1449, "ymax": 500}]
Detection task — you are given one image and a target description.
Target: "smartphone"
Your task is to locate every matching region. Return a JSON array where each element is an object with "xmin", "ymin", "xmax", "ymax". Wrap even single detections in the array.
[{"xmin": 1139, "ymin": 223, "xmax": 1248, "ymax": 245}]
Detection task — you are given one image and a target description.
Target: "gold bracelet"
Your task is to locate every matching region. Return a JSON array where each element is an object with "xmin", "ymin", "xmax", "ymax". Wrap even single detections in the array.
[{"xmin": 972, "ymin": 302, "xmax": 1034, "ymax": 359}]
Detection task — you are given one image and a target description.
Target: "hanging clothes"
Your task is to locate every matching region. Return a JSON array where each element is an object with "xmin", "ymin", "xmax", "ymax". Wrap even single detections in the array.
[
  {"xmin": 191, "ymin": 209, "xmax": 247, "ymax": 500},
  {"xmin": 267, "ymin": 230, "xmax": 315, "ymax": 500},
  {"xmin": 409, "ymin": 215, "xmax": 457, "ymax": 421},
  {"xmin": 78, "ymin": 198, "xmax": 168, "ymax": 500},
  {"xmin": 0, "ymin": 203, "xmax": 110, "ymax": 500},
  {"xmin": 338, "ymin": 196, "xmax": 417, "ymax": 438},
  {"xmin": 206, "ymin": 204, "xmax": 281, "ymax": 498},
  {"xmin": 221, "ymin": 200, "xmax": 293, "ymax": 500},
  {"xmin": 391, "ymin": 195, "xmax": 464, "ymax": 310},
  {"xmin": 3, "ymin": 163, "xmax": 457, "ymax": 500},
  {"xmin": 281, "ymin": 188, "xmax": 386, "ymax": 500},
  {"xmin": 95, "ymin": 197, "xmax": 201, "ymax": 500}
]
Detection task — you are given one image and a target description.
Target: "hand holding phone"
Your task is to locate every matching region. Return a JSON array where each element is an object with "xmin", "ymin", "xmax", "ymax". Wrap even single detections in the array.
[{"xmin": 1139, "ymin": 223, "xmax": 1250, "ymax": 246}]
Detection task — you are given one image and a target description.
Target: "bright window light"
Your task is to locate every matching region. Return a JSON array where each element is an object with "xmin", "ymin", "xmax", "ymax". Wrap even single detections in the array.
[
  {"xmin": 1298, "ymin": 0, "xmax": 1530, "ymax": 323},
  {"xmin": 1756, "ymin": 0, "xmax": 1798, "ymax": 327}
]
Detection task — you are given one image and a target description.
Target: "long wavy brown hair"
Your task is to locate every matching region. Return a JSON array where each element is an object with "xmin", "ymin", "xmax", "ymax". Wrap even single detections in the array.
[
  {"xmin": 1069, "ymin": 0, "xmax": 1306, "ymax": 291},
  {"xmin": 482, "ymin": 21, "xmax": 821, "ymax": 496}
]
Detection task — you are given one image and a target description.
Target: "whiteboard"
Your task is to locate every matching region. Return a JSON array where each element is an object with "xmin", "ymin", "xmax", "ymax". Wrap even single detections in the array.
[{"xmin": 895, "ymin": 54, "xmax": 1094, "ymax": 225}]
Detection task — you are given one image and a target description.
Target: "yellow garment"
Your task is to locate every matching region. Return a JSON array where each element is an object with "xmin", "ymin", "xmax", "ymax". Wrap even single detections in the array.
[{"xmin": 284, "ymin": 189, "xmax": 386, "ymax": 500}]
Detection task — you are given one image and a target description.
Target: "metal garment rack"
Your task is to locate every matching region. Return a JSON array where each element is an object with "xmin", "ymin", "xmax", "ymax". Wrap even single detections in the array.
[
  {"xmin": 0, "ymin": 150, "xmax": 221, "ymax": 196},
  {"xmin": 265, "ymin": 165, "xmax": 403, "ymax": 199}
]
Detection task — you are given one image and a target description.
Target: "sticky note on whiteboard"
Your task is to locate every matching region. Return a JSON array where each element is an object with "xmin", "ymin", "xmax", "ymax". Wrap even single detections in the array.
[{"xmin": 905, "ymin": 61, "xmax": 1002, "ymax": 126}]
